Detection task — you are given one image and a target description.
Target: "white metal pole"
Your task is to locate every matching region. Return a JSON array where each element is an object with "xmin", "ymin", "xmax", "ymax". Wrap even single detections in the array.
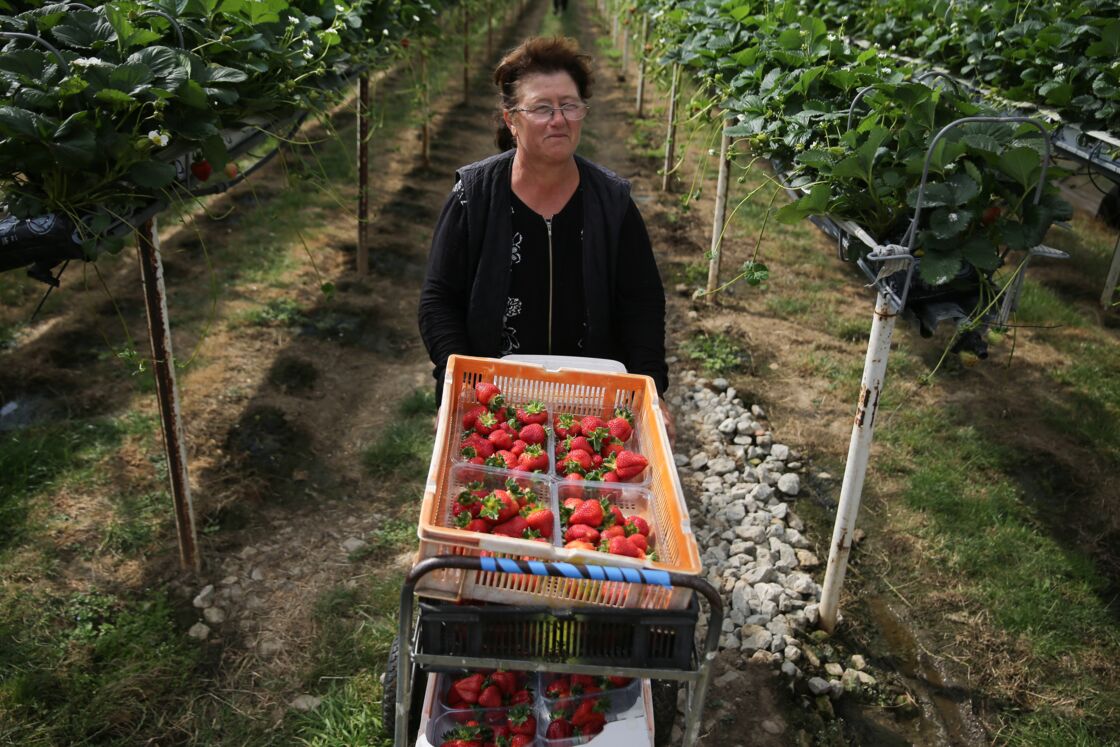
[
  {"xmin": 620, "ymin": 17, "xmax": 629, "ymax": 74},
  {"xmin": 818, "ymin": 291, "xmax": 897, "ymax": 632},
  {"xmin": 706, "ymin": 128, "xmax": 732, "ymax": 298},
  {"xmin": 662, "ymin": 63, "xmax": 680, "ymax": 193},
  {"xmin": 635, "ymin": 16, "xmax": 648, "ymax": 116}
]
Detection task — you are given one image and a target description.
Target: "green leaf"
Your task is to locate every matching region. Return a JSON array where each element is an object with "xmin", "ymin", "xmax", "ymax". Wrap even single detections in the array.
[
  {"xmin": 201, "ymin": 64, "xmax": 248, "ymax": 84},
  {"xmin": 50, "ymin": 12, "xmax": 116, "ymax": 49},
  {"xmin": 907, "ymin": 172, "xmax": 979, "ymax": 209},
  {"xmin": 50, "ymin": 130, "xmax": 96, "ymax": 168},
  {"xmin": 959, "ymin": 236, "xmax": 1001, "ymax": 272},
  {"xmin": 917, "ymin": 251, "xmax": 963, "ymax": 286},
  {"xmin": 176, "ymin": 79, "xmax": 208, "ymax": 109},
  {"xmin": 960, "ymin": 133, "xmax": 1002, "ymax": 156},
  {"xmin": 1038, "ymin": 80, "xmax": 1072, "ymax": 106},
  {"xmin": 999, "ymin": 146, "xmax": 1042, "ymax": 191},
  {"xmin": 58, "ymin": 75, "xmax": 89, "ymax": 97},
  {"xmin": 93, "ymin": 88, "xmax": 135, "ymax": 106},
  {"xmin": 109, "ymin": 63, "xmax": 153, "ymax": 94},
  {"xmin": 0, "ymin": 106, "xmax": 50, "ymax": 139},
  {"xmin": 928, "ymin": 207, "xmax": 974, "ymax": 239},
  {"xmin": 0, "ymin": 49, "xmax": 46, "ymax": 79},
  {"xmin": 127, "ymin": 47, "xmax": 190, "ymax": 89},
  {"xmin": 775, "ymin": 183, "xmax": 829, "ymax": 223},
  {"xmin": 128, "ymin": 160, "xmax": 177, "ymax": 188}
]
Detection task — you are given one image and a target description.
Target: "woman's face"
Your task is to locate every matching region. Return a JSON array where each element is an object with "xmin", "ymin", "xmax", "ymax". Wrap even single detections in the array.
[{"xmin": 504, "ymin": 71, "xmax": 584, "ymax": 165}]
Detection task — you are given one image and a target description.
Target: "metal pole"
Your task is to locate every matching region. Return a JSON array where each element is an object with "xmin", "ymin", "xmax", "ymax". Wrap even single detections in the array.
[
  {"xmin": 662, "ymin": 63, "xmax": 680, "ymax": 192},
  {"xmin": 635, "ymin": 16, "xmax": 648, "ymax": 116},
  {"xmin": 487, "ymin": 0, "xmax": 493, "ymax": 60},
  {"xmin": 357, "ymin": 74, "xmax": 370, "ymax": 276},
  {"xmin": 620, "ymin": 16, "xmax": 629, "ymax": 75},
  {"xmin": 706, "ymin": 127, "xmax": 732, "ymax": 298},
  {"xmin": 420, "ymin": 47, "xmax": 431, "ymax": 168},
  {"xmin": 137, "ymin": 218, "xmax": 200, "ymax": 574},
  {"xmin": 1101, "ymin": 231, "xmax": 1120, "ymax": 309},
  {"xmin": 818, "ymin": 291, "xmax": 897, "ymax": 632}
]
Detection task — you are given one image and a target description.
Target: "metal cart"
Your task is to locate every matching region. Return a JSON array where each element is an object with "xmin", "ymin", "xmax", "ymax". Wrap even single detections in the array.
[{"xmin": 391, "ymin": 555, "xmax": 723, "ymax": 746}]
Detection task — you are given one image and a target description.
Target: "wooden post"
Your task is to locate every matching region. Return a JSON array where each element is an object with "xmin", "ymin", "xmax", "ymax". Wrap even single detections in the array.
[
  {"xmin": 357, "ymin": 74, "xmax": 370, "ymax": 275},
  {"xmin": 463, "ymin": 7, "xmax": 470, "ymax": 105},
  {"xmin": 137, "ymin": 218, "xmax": 200, "ymax": 574},
  {"xmin": 635, "ymin": 16, "xmax": 648, "ymax": 116},
  {"xmin": 707, "ymin": 127, "xmax": 732, "ymax": 298},
  {"xmin": 662, "ymin": 63, "xmax": 681, "ymax": 192}
]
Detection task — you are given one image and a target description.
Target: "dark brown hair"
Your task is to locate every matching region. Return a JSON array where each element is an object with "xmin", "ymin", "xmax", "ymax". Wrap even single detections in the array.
[{"xmin": 492, "ymin": 36, "xmax": 594, "ymax": 151}]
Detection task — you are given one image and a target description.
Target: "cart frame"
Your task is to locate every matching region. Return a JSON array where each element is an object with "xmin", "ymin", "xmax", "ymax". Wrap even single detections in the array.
[{"xmin": 394, "ymin": 555, "xmax": 724, "ymax": 746}]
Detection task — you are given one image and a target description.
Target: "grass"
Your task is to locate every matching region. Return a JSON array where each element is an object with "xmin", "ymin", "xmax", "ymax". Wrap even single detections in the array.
[
  {"xmin": 680, "ymin": 331, "xmax": 748, "ymax": 376},
  {"xmin": 363, "ymin": 388, "xmax": 437, "ymax": 478}
]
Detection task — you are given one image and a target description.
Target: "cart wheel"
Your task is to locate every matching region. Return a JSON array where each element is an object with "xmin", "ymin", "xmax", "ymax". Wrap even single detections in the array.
[
  {"xmin": 652, "ymin": 679, "xmax": 680, "ymax": 746},
  {"xmin": 382, "ymin": 635, "xmax": 424, "ymax": 740}
]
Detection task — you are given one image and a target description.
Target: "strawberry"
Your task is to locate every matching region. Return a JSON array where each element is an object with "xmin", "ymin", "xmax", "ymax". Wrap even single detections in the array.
[
  {"xmin": 523, "ymin": 505, "xmax": 555, "ymax": 538},
  {"xmin": 486, "ymin": 429, "xmax": 513, "ymax": 451},
  {"xmin": 570, "ymin": 674, "xmax": 597, "ymax": 691},
  {"xmin": 473, "ymin": 411, "xmax": 498, "ymax": 436},
  {"xmin": 516, "ymin": 444, "xmax": 548, "ymax": 472},
  {"xmin": 515, "ymin": 400, "xmax": 547, "ymax": 425},
  {"xmin": 453, "ymin": 489, "xmax": 482, "ymax": 517},
  {"xmin": 546, "ymin": 719, "xmax": 573, "ymax": 739},
  {"xmin": 489, "ymin": 671, "xmax": 517, "ymax": 696},
  {"xmin": 224, "ymin": 161, "xmax": 238, "ymax": 179},
  {"xmin": 563, "ymin": 449, "xmax": 594, "ymax": 474},
  {"xmin": 564, "ymin": 540, "xmax": 596, "ymax": 551},
  {"xmin": 566, "ymin": 435, "xmax": 593, "ymax": 454},
  {"xmin": 564, "ymin": 524, "xmax": 599, "ymax": 544},
  {"xmin": 562, "ymin": 496, "xmax": 584, "ymax": 510},
  {"xmin": 608, "ymin": 535, "xmax": 644, "ymax": 558},
  {"xmin": 554, "ymin": 413, "xmax": 580, "ymax": 439},
  {"xmin": 544, "ymin": 676, "xmax": 569, "ymax": 699},
  {"xmin": 477, "ymin": 684, "xmax": 503, "ymax": 708},
  {"xmin": 982, "ymin": 204, "xmax": 1002, "ymax": 226},
  {"xmin": 441, "ymin": 723, "xmax": 484, "ymax": 747},
  {"xmin": 613, "ymin": 450, "xmax": 648, "ymax": 481},
  {"xmin": 456, "ymin": 516, "xmax": 491, "ymax": 533},
  {"xmin": 584, "ymin": 426, "xmax": 611, "ymax": 452},
  {"xmin": 451, "ymin": 673, "xmax": 485, "ymax": 705},
  {"xmin": 461, "ymin": 433, "xmax": 495, "ymax": 459},
  {"xmin": 601, "ymin": 439, "xmax": 625, "ymax": 458},
  {"xmin": 607, "ymin": 416, "xmax": 633, "ymax": 442},
  {"xmin": 605, "ymin": 504, "xmax": 625, "ymax": 528},
  {"xmin": 627, "ymin": 532, "xmax": 649, "ymax": 553},
  {"xmin": 568, "ymin": 499, "xmax": 604, "ymax": 528},
  {"xmin": 480, "ymin": 491, "xmax": 518, "ymax": 523},
  {"xmin": 190, "ymin": 159, "xmax": 212, "ymax": 181},
  {"xmin": 509, "ymin": 688, "xmax": 533, "ymax": 705},
  {"xmin": 491, "ymin": 515, "xmax": 531, "ymax": 538},
  {"xmin": 571, "ymin": 698, "xmax": 608, "ymax": 731},
  {"xmin": 510, "ymin": 439, "xmax": 527, "ymax": 457},
  {"xmin": 462, "ymin": 405, "xmax": 487, "ymax": 430},
  {"xmin": 509, "ymin": 735, "xmax": 533, "ymax": 747},
  {"xmin": 507, "ymin": 705, "xmax": 535, "ymax": 736},
  {"xmin": 475, "ymin": 381, "xmax": 503, "ymax": 408},
  {"xmin": 579, "ymin": 415, "xmax": 606, "ymax": 434},
  {"xmin": 558, "ymin": 473, "xmax": 584, "ymax": 501},
  {"xmin": 518, "ymin": 423, "xmax": 546, "ymax": 446},
  {"xmin": 600, "ymin": 470, "xmax": 620, "ymax": 483},
  {"xmin": 606, "ymin": 675, "xmax": 633, "ymax": 688},
  {"xmin": 625, "ymin": 515, "xmax": 650, "ymax": 536},
  {"xmin": 601, "ymin": 524, "xmax": 626, "ymax": 540},
  {"xmin": 495, "ymin": 450, "xmax": 517, "ymax": 468}
]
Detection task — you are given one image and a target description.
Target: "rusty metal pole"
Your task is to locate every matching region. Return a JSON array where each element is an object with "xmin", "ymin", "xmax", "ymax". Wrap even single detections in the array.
[
  {"xmin": 818, "ymin": 291, "xmax": 897, "ymax": 632},
  {"xmin": 357, "ymin": 74, "xmax": 370, "ymax": 275},
  {"xmin": 137, "ymin": 218, "xmax": 200, "ymax": 574},
  {"xmin": 662, "ymin": 63, "xmax": 681, "ymax": 192}
]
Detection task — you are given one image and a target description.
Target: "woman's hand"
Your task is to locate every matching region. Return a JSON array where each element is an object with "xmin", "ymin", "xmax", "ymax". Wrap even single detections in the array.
[{"xmin": 659, "ymin": 398, "xmax": 676, "ymax": 450}]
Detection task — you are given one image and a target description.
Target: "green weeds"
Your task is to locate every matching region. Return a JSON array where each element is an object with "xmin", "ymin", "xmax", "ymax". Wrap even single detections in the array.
[
  {"xmin": 363, "ymin": 389, "xmax": 436, "ymax": 478},
  {"xmin": 680, "ymin": 332, "xmax": 747, "ymax": 376}
]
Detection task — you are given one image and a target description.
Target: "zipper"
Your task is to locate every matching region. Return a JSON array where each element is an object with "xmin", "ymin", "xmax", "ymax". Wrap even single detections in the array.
[{"xmin": 545, "ymin": 216, "xmax": 553, "ymax": 354}]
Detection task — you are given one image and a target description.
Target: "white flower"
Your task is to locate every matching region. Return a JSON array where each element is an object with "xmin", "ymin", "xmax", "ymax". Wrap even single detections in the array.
[
  {"xmin": 147, "ymin": 129, "xmax": 169, "ymax": 147},
  {"xmin": 382, "ymin": 28, "xmax": 389, "ymax": 35},
  {"xmin": 72, "ymin": 57, "xmax": 100, "ymax": 67},
  {"xmin": 412, "ymin": 14, "xmax": 420, "ymax": 22},
  {"xmin": 335, "ymin": 4, "xmax": 346, "ymax": 12},
  {"xmin": 303, "ymin": 50, "xmax": 314, "ymax": 59},
  {"xmin": 948, "ymin": 212, "xmax": 959, "ymax": 223}
]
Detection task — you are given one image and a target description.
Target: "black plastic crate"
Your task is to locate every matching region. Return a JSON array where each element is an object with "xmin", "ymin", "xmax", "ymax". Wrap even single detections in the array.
[{"xmin": 417, "ymin": 597, "xmax": 698, "ymax": 671}]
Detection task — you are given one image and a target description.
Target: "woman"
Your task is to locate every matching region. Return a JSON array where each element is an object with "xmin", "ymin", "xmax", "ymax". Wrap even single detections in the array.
[{"xmin": 418, "ymin": 36, "xmax": 673, "ymax": 437}]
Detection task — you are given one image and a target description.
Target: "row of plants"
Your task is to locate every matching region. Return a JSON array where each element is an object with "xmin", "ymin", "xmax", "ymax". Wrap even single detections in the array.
[
  {"xmin": 636, "ymin": 0, "xmax": 1071, "ymax": 349},
  {"xmin": 791, "ymin": 0, "xmax": 1120, "ymax": 135},
  {"xmin": 0, "ymin": 0, "xmax": 454, "ymax": 258}
]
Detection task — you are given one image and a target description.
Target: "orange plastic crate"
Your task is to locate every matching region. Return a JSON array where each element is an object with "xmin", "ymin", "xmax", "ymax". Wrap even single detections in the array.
[{"xmin": 416, "ymin": 355, "xmax": 701, "ymax": 609}]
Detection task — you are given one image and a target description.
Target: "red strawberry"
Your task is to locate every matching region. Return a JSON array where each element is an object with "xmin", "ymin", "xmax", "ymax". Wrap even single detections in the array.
[
  {"xmin": 489, "ymin": 671, "xmax": 517, "ymax": 696},
  {"xmin": 554, "ymin": 413, "xmax": 580, "ymax": 439},
  {"xmin": 601, "ymin": 524, "xmax": 626, "ymax": 540},
  {"xmin": 510, "ymin": 688, "xmax": 533, "ymax": 705},
  {"xmin": 606, "ymin": 675, "xmax": 633, "ymax": 688},
  {"xmin": 451, "ymin": 673, "xmax": 485, "ymax": 705},
  {"xmin": 224, "ymin": 161, "xmax": 238, "ymax": 179},
  {"xmin": 564, "ymin": 539, "xmax": 596, "ymax": 551},
  {"xmin": 544, "ymin": 676, "xmax": 570, "ymax": 699},
  {"xmin": 480, "ymin": 491, "xmax": 518, "ymax": 523},
  {"xmin": 607, "ymin": 416, "xmax": 632, "ymax": 442},
  {"xmin": 558, "ymin": 473, "xmax": 584, "ymax": 501},
  {"xmin": 515, "ymin": 400, "xmax": 548, "ymax": 425},
  {"xmin": 477, "ymin": 684, "xmax": 503, "ymax": 708},
  {"xmin": 546, "ymin": 718, "xmax": 573, "ymax": 739},
  {"xmin": 475, "ymin": 382, "xmax": 503, "ymax": 408},
  {"xmin": 440, "ymin": 723, "xmax": 484, "ymax": 747},
  {"xmin": 510, "ymin": 735, "xmax": 533, "ymax": 747},
  {"xmin": 495, "ymin": 450, "xmax": 517, "ymax": 468},
  {"xmin": 600, "ymin": 470, "xmax": 620, "ymax": 483},
  {"xmin": 625, "ymin": 516, "xmax": 650, "ymax": 536},
  {"xmin": 461, "ymin": 433, "xmax": 495, "ymax": 459},
  {"xmin": 570, "ymin": 674, "xmax": 597, "ymax": 690},
  {"xmin": 510, "ymin": 439, "xmax": 527, "ymax": 457},
  {"xmin": 563, "ymin": 449, "xmax": 594, "ymax": 474},
  {"xmin": 190, "ymin": 159, "xmax": 212, "ymax": 181},
  {"xmin": 567, "ymin": 435, "xmax": 593, "ymax": 454},
  {"xmin": 488, "ymin": 429, "xmax": 514, "ymax": 451},
  {"xmin": 456, "ymin": 516, "xmax": 491, "ymax": 533},
  {"xmin": 462, "ymin": 405, "xmax": 487, "ymax": 430},
  {"xmin": 473, "ymin": 411, "xmax": 498, "ymax": 436},
  {"xmin": 523, "ymin": 506, "xmax": 554, "ymax": 538},
  {"xmin": 608, "ymin": 535, "xmax": 644, "ymax": 558},
  {"xmin": 571, "ymin": 698, "xmax": 608, "ymax": 731},
  {"xmin": 601, "ymin": 439, "xmax": 625, "ymax": 458},
  {"xmin": 605, "ymin": 504, "xmax": 625, "ymax": 528},
  {"xmin": 579, "ymin": 415, "xmax": 606, "ymax": 434},
  {"xmin": 627, "ymin": 532, "xmax": 649, "ymax": 553},
  {"xmin": 614, "ymin": 450, "xmax": 648, "ymax": 480},
  {"xmin": 518, "ymin": 423, "xmax": 546, "ymax": 445},
  {"xmin": 507, "ymin": 705, "xmax": 536, "ymax": 736},
  {"xmin": 516, "ymin": 444, "xmax": 548, "ymax": 472},
  {"xmin": 562, "ymin": 496, "xmax": 584, "ymax": 510},
  {"xmin": 564, "ymin": 524, "xmax": 600, "ymax": 544},
  {"xmin": 491, "ymin": 515, "xmax": 531, "ymax": 538},
  {"xmin": 568, "ymin": 499, "xmax": 604, "ymax": 528}
]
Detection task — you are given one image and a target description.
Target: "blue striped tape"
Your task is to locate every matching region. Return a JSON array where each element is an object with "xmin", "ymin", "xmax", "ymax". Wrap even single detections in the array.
[{"xmin": 528, "ymin": 561, "xmax": 549, "ymax": 576}]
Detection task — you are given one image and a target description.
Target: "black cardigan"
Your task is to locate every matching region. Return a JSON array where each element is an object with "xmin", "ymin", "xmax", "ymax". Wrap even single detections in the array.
[{"xmin": 418, "ymin": 149, "xmax": 668, "ymax": 399}]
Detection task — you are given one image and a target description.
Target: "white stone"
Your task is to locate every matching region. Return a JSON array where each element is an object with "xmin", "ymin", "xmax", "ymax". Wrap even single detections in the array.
[
  {"xmin": 690, "ymin": 453, "xmax": 709, "ymax": 470},
  {"xmin": 795, "ymin": 549, "xmax": 820, "ymax": 569},
  {"xmin": 220, "ymin": 576, "xmax": 238, "ymax": 586},
  {"xmin": 784, "ymin": 645, "xmax": 801, "ymax": 662},
  {"xmin": 777, "ymin": 473, "xmax": 801, "ymax": 496},
  {"xmin": 709, "ymin": 456, "xmax": 736, "ymax": 476},
  {"xmin": 780, "ymin": 661, "xmax": 800, "ymax": 679},
  {"xmin": 187, "ymin": 622, "xmax": 210, "ymax": 640},
  {"xmin": 804, "ymin": 604, "xmax": 820, "ymax": 626},
  {"xmin": 739, "ymin": 625, "xmax": 772, "ymax": 651},
  {"xmin": 849, "ymin": 654, "xmax": 867, "ymax": 671},
  {"xmin": 250, "ymin": 567, "xmax": 265, "ymax": 581},
  {"xmin": 807, "ymin": 677, "xmax": 831, "ymax": 695},
  {"xmin": 342, "ymin": 537, "xmax": 369, "ymax": 554},
  {"xmin": 203, "ymin": 606, "xmax": 227, "ymax": 625},
  {"xmin": 825, "ymin": 662, "xmax": 844, "ymax": 677},
  {"xmin": 259, "ymin": 638, "xmax": 283, "ymax": 656},
  {"xmin": 722, "ymin": 502, "xmax": 746, "ymax": 522},
  {"xmin": 785, "ymin": 528, "xmax": 810, "ymax": 548},
  {"xmin": 841, "ymin": 668, "xmax": 862, "ymax": 692},
  {"xmin": 718, "ymin": 418, "xmax": 737, "ymax": 434},
  {"xmin": 290, "ymin": 694, "xmax": 322, "ymax": 712},
  {"xmin": 857, "ymin": 671, "xmax": 877, "ymax": 687},
  {"xmin": 674, "ymin": 453, "xmax": 689, "ymax": 467},
  {"xmin": 735, "ymin": 524, "xmax": 766, "ymax": 543},
  {"xmin": 744, "ymin": 565, "xmax": 774, "ymax": 585},
  {"xmin": 750, "ymin": 483, "xmax": 775, "ymax": 503},
  {"xmin": 770, "ymin": 444, "xmax": 790, "ymax": 461},
  {"xmin": 192, "ymin": 585, "xmax": 215, "ymax": 609},
  {"xmin": 751, "ymin": 405, "xmax": 766, "ymax": 419}
]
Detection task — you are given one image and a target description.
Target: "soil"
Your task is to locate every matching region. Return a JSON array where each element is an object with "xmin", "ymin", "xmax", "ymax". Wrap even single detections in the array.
[{"xmin": 2, "ymin": 0, "xmax": 1118, "ymax": 745}]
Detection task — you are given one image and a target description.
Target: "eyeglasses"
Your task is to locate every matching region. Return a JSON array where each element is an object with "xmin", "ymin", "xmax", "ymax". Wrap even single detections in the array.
[{"xmin": 510, "ymin": 103, "xmax": 590, "ymax": 123}]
